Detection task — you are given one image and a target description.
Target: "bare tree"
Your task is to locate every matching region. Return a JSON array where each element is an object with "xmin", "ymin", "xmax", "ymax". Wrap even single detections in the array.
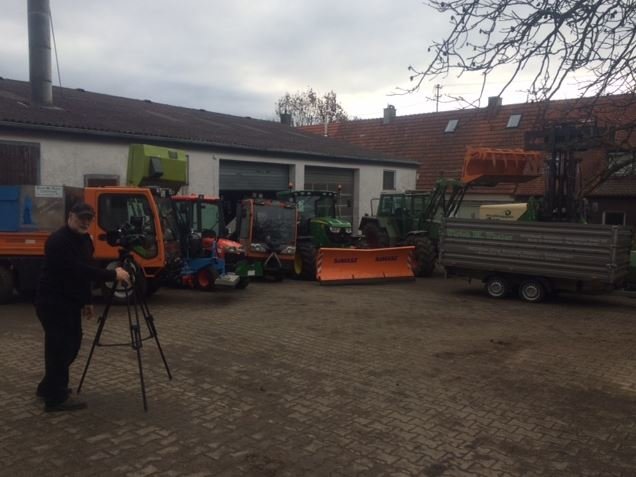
[
  {"xmin": 276, "ymin": 88, "xmax": 348, "ymax": 127},
  {"xmin": 409, "ymin": 0, "xmax": 636, "ymax": 102}
]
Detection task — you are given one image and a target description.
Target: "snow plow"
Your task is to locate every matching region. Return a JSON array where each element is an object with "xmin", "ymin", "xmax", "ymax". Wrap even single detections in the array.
[{"xmin": 316, "ymin": 246, "xmax": 415, "ymax": 285}]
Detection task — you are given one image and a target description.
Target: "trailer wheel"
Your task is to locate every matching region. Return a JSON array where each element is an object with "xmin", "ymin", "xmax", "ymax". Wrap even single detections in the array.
[
  {"xmin": 0, "ymin": 266, "xmax": 15, "ymax": 304},
  {"xmin": 485, "ymin": 276, "xmax": 511, "ymax": 298},
  {"xmin": 518, "ymin": 279, "xmax": 546, "ymax": 303}
]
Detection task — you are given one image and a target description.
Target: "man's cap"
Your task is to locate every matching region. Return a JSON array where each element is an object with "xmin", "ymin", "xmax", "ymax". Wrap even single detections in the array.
[{"xmin": 70, "ymin": 202, "xmax": 95, "ymax": 218}]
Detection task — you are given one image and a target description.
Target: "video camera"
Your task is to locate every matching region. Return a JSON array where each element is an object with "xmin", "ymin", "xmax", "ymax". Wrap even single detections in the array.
[{"xmin": 105, "ymin": 216, "xmax": 148, "ymax": 249}]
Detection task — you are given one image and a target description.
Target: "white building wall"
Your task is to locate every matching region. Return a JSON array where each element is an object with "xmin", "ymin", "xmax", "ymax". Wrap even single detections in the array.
[{"xmin": 0, "ymin": 132, "xmax": 417, "ymax": 228}]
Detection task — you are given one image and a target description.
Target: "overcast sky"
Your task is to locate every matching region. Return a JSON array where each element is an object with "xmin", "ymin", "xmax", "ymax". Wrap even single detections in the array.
[{"xmin": 1, "ymin": 1, "xmax": 578, "ymax": 120}]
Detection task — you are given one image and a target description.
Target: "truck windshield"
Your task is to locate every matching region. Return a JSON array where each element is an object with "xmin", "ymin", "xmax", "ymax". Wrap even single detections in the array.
[
  {"xmin": 195, "ymin": 202, "xmax": 221, "ymax": 236},
  {"xmin": 98, "ymin": 194, "xmax": 158, "ymax": 258},
  {"xmin": 253, "ymin": 205, "xmax": 296, "ymax": 245},
  {"xmin": 296, "ymin": 195, "xmax": 336, "ymax": 221}
]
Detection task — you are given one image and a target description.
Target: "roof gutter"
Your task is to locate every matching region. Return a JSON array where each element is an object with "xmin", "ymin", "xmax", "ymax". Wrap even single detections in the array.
[{"xmin": 0, "ymin": 120, "xmax": 419, "ymax": 168}]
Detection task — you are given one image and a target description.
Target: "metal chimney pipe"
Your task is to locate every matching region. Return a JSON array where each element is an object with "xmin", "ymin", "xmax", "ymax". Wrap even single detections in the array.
[{"xmin": 28, "ymin": 0, "xmax": 53, "ymax": 106}]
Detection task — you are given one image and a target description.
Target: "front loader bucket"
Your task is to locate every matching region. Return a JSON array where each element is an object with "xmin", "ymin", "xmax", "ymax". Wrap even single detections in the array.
[
  {"xmin": 316, "ymin": 246, "xmax": 415, "ymax": 285},
  {"xmin": 462, "ymin": 147, "xmax": 544, "ymax": 186}
]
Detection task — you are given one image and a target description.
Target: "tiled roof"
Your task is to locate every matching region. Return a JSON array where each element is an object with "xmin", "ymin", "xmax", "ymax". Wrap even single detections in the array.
[
  {"xmin": 588, "ymin": 176, "xmax": 636, "ymax": 197},
  {"xmin": 0, "ymin": 78, "xmax": 416, "ymax": 167},
  {"xmin": 301, "ymin": 95, "xmax": 636, "ymax": 196}
]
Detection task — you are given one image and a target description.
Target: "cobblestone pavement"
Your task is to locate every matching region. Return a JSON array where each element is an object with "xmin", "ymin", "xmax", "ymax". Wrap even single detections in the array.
[{"xmin": 1, "ymin": 276, "xmax": 635, "ymax": 476}]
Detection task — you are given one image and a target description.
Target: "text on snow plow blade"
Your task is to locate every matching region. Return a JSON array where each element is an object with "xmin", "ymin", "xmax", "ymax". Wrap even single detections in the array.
[{"xmin": 316, "ymin": 246, "xmax": 415, "ymax": 284}]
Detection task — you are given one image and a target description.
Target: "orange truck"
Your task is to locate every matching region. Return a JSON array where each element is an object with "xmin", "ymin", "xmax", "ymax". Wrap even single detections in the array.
[{"xmin": 0, "ymin": 185, "xmax": 165, "ymax": 304}]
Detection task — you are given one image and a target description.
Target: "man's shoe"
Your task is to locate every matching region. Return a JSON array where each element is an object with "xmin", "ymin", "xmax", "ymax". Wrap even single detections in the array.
[{"xmin": 44, "ymin": 397, "xmax": 87, "ymax": 413}]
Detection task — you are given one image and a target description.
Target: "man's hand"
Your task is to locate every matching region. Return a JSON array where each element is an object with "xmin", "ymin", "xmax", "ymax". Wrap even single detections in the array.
[
  {"xmin": 114, "ymin": 267, "xmax": 131, "ymax": 285},
  {"xmin": 82, "ymin": 305, "xmax": 95, "ymax": 320}
]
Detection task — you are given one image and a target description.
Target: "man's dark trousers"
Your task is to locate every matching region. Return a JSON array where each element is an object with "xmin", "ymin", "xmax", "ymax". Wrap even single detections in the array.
[{"xmin": 36, "ymin": 304, "xmax": 83, "ymax": 406}]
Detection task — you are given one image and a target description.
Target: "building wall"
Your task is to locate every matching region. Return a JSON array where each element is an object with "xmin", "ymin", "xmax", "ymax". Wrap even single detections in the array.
[
  {"xmin": 588, "ymin": 197, "xmax": 636, "ymax": 228},
  {"xmin": 0, "ymin": 131, "xmax": 417, "ymax": 229}
]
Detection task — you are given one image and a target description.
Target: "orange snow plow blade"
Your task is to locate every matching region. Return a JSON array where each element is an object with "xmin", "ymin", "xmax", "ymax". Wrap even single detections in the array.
[
  {"xmin": 316, "ymin": 246, "xmax": 415, "ymax": 284},
  {"xmin": 462, "ymin": 147, "xmax": 543, "ymax": 186}
]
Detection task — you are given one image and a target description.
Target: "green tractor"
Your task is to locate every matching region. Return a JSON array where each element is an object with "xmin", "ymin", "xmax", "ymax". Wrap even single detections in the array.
[
  {"xmin": 359, "ymin": 178, "xmax": 466, "ymax": 277},
  {"xmin": 277, "ymin": 189, "xmax": 354, "ymax": 280}
]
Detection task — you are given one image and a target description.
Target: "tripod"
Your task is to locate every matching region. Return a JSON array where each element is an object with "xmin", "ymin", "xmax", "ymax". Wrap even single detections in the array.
[{"xmin": 77, "ymin": 248, "xmax": 172, "ymax": 411}]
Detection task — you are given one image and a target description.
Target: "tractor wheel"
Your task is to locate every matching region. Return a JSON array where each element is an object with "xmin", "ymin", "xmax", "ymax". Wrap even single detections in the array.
[
  {"xmin": 294, "ymin": 241, "xmax": 317, "ymax": 280},
  {"xmin": 406, "ymin": 236, "xmax": 436, "ymax": 277},
  {"xmin": 361, "ymin": 222, "xmax": 389, "ymax": 248},
  {"xmin": 518, "ymin": 279, "xmax": 546, "ymax": 303},
  {"xmin": 0, "ymin": 265, "xmax": 15, "ymax": 305},
  {"xmin": 485, "ymin": 276, "xmax": 512, "ymax": 299},
  {"xmin": 195, "ymin": 268, "xmax": 216, "ymax": 291},
  {"xmin": 236, "ymin": 277, "xmax": 250, "ymax": 289}
]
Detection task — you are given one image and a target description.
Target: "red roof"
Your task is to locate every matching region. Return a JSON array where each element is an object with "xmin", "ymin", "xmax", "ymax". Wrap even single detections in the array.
[{"xmin": 301, "ymin": 95, "xmax": 636, "ymax": 196}]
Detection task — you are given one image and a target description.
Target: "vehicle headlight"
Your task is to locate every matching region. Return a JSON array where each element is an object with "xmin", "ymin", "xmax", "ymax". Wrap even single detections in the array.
[
  {"xmin": 345, "ymin": 227, "xmax": 352, "ymax": 234},
  {"xmin": 329, "ymin": 226, "xmax": 341, "ymax": 233},
  {"xmin": 280, "ymin": 245, "xmax": 296, "ymax": 255},
  {"xmin": 250, "ymin": 243, "xmax": 267, "ymax": 253}
]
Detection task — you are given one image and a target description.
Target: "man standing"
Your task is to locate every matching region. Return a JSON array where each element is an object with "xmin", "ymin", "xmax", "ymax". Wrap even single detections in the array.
[{"xmin": 35, "ymin": 202, "xmax": 130, "ymax": 412}]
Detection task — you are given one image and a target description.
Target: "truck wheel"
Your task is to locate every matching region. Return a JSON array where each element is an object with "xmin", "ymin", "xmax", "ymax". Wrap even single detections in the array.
[
  {"xmin": 0, "ymin": 266, "xmax": 15, "ymax": 304},
  {"xmin": 361, "ymin": 222, "xmax": 389, "ymax": 248},
  {"xmin": 485, "ymin": 276, "xmax": 511, "ymax": 298},
  {"xmin": 518, "ymin": 279, "xmax": 546, "ymax": 303},
  {"xmin": 101, "ymin": 261, "xmax": 147, "ymax": 305},
  {"xmin": 406, "ymin": 236, "xmax": 436, "ymax": 277},
  {"xmin": 294, "ymin": 241, "xmax": 317, "ymax": 280}
]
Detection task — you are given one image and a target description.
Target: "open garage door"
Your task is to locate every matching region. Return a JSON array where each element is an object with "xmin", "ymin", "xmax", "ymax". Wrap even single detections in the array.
[
  {"xmin": 305, "ymin": 166, "xmax": 354, "ymax": 224},
  {"xmin": 220, "ymin": 160, "xmax": 291, "ymax": 222}
]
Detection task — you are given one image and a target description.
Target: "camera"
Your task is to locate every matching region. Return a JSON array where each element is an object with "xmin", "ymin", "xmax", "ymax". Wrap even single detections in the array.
[{"xmin": 105, "ymin": 216, "xmax": 147, "ymax": 249}]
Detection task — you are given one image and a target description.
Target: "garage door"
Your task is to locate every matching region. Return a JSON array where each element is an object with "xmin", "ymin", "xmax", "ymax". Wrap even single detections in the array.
[
  {"xmin": 304, "ymin": 166, "xmax": 354, "ymax": 223},
  {"xmin": 220, "ymin": 160, "xmax": 290, "ymax": 191}
]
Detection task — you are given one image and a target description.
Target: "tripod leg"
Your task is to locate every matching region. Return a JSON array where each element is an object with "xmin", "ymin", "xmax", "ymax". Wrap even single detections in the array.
[
  {"xmin": 131, "ymin": 322, "xmax": 148, "ymax": 412},
  {"xmin": 77, "ymin": 289, "xmax": 116, "ymax": 394},
  {"xmin": 135, "ymin": 282, "xmax": 172, "ymax": 380}
]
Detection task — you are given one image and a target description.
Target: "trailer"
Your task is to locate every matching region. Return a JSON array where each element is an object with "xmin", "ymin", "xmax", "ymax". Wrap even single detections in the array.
[{"xmin": 439, "ymin": 218, "xmax": 632, "ymax": 303}]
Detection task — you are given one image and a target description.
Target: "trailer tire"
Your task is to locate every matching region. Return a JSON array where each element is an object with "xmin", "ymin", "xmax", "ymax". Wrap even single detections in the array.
[
  {"xmin": 407, "ymin": 236, "xmax": 436, "ymax": 277},
  {"xmin": 485, "ymin": 276, "xmax": 512, "ymax": 298},
  {"xmin": 0, "ymin": 266, "xmax": 14, "ymax": 304},
  {"xmin": 294, "ymin": 241, "xmax": 317, "ymax": 280},
  {"xmin": 361, "ymin": 222, "xmax": 389, "ymax": 248},
  {"xmin": 518, "ymin": 279, "xmax": 546, "ymax": 303}
]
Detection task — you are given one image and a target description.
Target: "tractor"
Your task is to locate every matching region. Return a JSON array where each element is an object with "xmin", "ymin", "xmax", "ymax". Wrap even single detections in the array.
[
  {"xmin": 232, "ymin": 198, "xmax": 297, "ymax": 280},
  {"xmin": 359, "ymin": 147, "xmax": 545, "ymax": 277},
  {"xmin": 172, "ymin": 194, "xmax": 256, "ymax": 290},
  {"xmin": 276, "ymin": 189, "xmax": 354, "ymax": 280}
]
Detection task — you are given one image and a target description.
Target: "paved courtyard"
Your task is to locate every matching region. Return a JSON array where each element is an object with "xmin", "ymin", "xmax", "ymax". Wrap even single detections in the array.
[{"xmin": 1, "ymin": 276, "xmax": 635, "ymax": 476}]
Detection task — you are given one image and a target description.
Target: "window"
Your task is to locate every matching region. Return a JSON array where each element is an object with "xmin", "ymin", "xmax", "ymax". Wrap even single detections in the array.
[
  {"xmin": 84, "ymin": 174, "xmax": 119, "ymax": 186},
  {"xmin": 444, "ymin": 119, "xmax": 458, "ymax": 133},
  {"xmin": 603, "ymin": 211, "xmax": 626, "ymax": 225},
  {"xmin": 608, "ymin": 152, "xmax": 636, "ymax": 176},
  {"xmin": 506, "ymin": 114, "xmax": 522, "ymax": 128},
  {"xmin": 383, "ymin": 170, "xmax": 396, "ymax": 190}
]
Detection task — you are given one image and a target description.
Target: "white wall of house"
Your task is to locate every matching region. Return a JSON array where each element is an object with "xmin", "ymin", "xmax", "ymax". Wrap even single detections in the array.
[{"xmin": 0, "ymin": 132, "xmax": 417, "ymax": 228}]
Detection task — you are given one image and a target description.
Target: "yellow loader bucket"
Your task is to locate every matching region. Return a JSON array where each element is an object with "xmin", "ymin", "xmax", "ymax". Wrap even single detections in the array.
[{"xmin": 316, "ymin": 246, "xmax": 415, "ymax": 285}]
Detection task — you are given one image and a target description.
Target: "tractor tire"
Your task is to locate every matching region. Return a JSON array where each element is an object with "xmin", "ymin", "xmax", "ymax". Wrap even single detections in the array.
[
  {"xmin": 236, "ymin": 277, "xmax": 250, "ymax": 289},
  {"xmin": 195, "ymin": 268, "xmax": 215, "ymax": 291},
  {"xmin": 406, "ymin": 236, "xmax": 436, "ymax": 277},
  {"xmin": 361, "ymin": 222, "xmax": 389, "ymax": 248},
  {"xmin": 293, "ymin": 241, "xmax": 317, "ymax": 280},
  {"xmin": 0, "ymin": 265, "xmax": 15, "ymax": 305}
]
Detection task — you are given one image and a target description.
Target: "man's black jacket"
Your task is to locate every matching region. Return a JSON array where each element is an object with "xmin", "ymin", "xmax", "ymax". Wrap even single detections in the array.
[{"xmin": 36, "ymin": 225, "xmax": 116, "ymax": 307}]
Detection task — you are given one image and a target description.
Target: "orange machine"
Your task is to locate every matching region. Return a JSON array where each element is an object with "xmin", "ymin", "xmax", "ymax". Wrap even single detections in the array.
[{"xmin": 0, "ymin": 185, "xmax": 165, "ymax": 303}]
